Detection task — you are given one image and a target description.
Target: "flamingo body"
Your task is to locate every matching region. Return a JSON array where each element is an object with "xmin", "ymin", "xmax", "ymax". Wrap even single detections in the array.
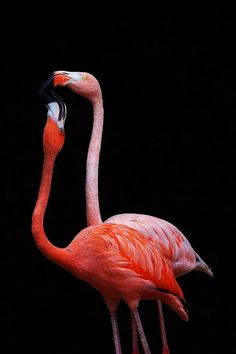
[{"xmin": 105, "ymin": 213, "xmax": 213, "ymax": 278}]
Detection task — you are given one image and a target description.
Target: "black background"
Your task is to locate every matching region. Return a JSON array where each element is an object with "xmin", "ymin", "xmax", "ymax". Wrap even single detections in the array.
[{"xmin": 2, "ymin": 4, "xmax": 234, "ymax": 354}]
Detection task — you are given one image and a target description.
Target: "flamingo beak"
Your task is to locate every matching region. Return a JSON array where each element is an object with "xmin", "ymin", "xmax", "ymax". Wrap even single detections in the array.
[
  {"xmin": 39, "ymin": 71, "xmax": 83, "ymax": 97},
  {"xmin": 53, "ymin": 71, "xmax": 72, "ymax": 87},
  {"xmin": 39, "ymin": 71, "xmax": 71, "ymax": 95},
  {"xmin": 38, "ymin": 74, "xmax": 67, "ymax": 132}
]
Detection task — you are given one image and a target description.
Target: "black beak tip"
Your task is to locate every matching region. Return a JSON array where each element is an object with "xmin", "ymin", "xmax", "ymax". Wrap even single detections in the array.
[{"xmin": 39, "ymin": 89, "xmax": 56, "ymax": 106}]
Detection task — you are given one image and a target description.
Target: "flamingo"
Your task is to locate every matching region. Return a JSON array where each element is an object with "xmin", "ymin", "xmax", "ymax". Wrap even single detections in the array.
[
  {"xmin": 31, "ymin": 86, "xmax": 188, "ymax": 354},
  {"xmin": 47, "ymin": 70, "xmax": 213, "ymax": 354}
]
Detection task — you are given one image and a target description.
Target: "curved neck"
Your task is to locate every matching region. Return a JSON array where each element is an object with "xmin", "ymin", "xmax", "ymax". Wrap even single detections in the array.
[
  {"xmin": 86, "ymin": 96, "xmax": 104, "ymax": 225},
  {"xmin": 32, "ymin": 150, "xmax": 70, "ymax": 267}
]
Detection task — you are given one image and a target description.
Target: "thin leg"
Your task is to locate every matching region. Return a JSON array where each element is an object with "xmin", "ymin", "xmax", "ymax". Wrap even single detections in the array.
[
  {"xmin": 110, "ymin": 310, "xmax": 122, "ymax": 354},
  {"xmin": 132, "ymin": 308, "xmax": 151, "ymax": 354},
  {"xmin": 131, "ymin": 311, "xmax": 140, "ymax": 354},
  {"xmin": 157, "ymin": 300, "xmax": 170, "ymax": 354}
]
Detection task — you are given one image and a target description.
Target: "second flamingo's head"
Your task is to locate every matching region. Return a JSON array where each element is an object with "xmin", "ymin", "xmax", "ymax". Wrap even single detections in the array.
[
  {"xmin": 42, "ymin": 91, "xmax": 67, "ymax": 156},
  {"xmin": 52, "ymin": 70, "xmax": 101, "ymax": 102}
]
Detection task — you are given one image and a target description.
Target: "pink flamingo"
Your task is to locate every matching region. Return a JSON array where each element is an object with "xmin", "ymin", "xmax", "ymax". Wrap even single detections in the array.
[
  {"xmin": 50, "ymin": 70, "xmax": 213, "ymax": 354},
  {"xmin": 32, "ymin": 87, "xmax": 188, "ymax": 354}
]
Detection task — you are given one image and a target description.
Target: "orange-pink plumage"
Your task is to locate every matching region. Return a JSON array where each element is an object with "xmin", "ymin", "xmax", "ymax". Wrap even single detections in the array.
[
  {"xmin": 47, "ymin": 70, "xmax": 213, "ymax": 354},
  {"xmin": 32, "ymin": 90, "xmax": 187, "ymax": 354}
]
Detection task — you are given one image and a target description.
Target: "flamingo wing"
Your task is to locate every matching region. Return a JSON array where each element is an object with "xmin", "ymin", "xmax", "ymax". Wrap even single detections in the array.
[
  {"xmin": 68, "ymin": 223, "xmax": 185, "ymax": 301},
  {"xmin": 105, "ymin": 213, "xmax": 213, "ymax": 277}
]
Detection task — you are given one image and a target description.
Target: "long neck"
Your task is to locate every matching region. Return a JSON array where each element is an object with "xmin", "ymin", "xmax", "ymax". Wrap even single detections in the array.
[
  {"xmin": 32, "ymin": 150, "xmax": 70, "ymax": 267},
  {"xmin": 86, "ymin": 96, "xmax": 104, "ymax": 225}
]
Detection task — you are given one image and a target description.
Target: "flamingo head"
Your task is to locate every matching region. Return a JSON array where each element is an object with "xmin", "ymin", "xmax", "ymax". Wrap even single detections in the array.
[
  {"xmin": 41, "ymin": 90, "xmax": 67, "ymax": 155},
  {"xmin": 53, "ymin": 70, "xmax": 101, "ymax": 101}
]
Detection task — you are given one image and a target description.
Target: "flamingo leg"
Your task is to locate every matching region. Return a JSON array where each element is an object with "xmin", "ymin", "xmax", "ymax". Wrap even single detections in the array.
[
  {"xmin": 157, "ymin": 300, "xmax": 170, "ymax": 354},
  {"xmin": 131, "ymin": 311, "xmax": 140, "ymax": 354},
  {"xmin": 110, "ymin": 311, "xmax": 122, "ymax": 354},
  {"xmin": 132, "ymin": 309, "xmax": 151, "ymax": 354}
]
